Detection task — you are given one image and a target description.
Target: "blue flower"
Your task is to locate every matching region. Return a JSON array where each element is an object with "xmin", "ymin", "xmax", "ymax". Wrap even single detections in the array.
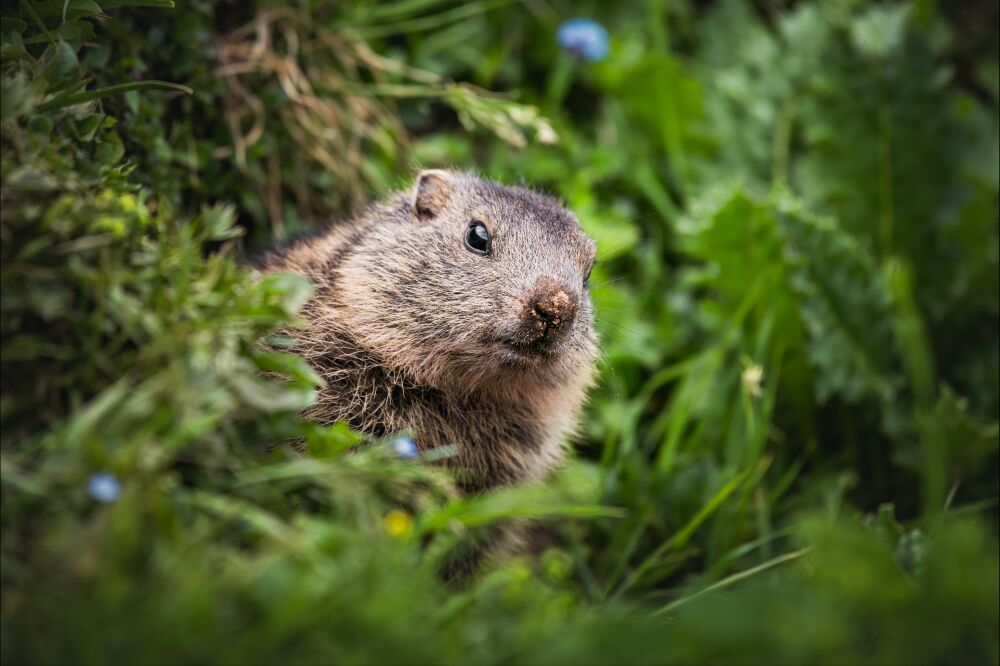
[
  {"xmin": 87, "ymin": 472, "xmax": 121, "ymax": 503},
  {"xmin": 390, "ymin": 435, "xmax": 419, "ymax": 459},
  {"xmin": 557, "ymin": 19, "xmax": 609, "ymax": 62}
]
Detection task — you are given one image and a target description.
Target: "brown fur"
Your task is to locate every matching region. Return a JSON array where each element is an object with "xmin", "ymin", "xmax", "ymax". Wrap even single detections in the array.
[{"xmin": 258, "ymin": 170, "xmax": 598, "ymax": 492}]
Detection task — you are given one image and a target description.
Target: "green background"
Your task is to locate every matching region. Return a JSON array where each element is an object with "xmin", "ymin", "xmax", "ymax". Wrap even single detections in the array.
[{"xmin": 1, "ymin": 1, "xmax": 998, "ymax": 664}]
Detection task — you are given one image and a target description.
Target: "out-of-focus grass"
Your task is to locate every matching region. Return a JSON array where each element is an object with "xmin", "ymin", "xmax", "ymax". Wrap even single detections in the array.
[{"xmin": 1, "ymin": 1, "xmax": 997, "ymax": 664}]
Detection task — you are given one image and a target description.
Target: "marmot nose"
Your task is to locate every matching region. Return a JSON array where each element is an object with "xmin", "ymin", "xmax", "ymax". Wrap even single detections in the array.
[{"xmin": 530, "ymin": 282, "xmax": 577, "ymax": 337}]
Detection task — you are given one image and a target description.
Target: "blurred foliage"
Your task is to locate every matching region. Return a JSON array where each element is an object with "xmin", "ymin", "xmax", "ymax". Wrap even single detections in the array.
[{"xmin": 1, "ymin": 0, "xmax": 998, "ymax": 664}]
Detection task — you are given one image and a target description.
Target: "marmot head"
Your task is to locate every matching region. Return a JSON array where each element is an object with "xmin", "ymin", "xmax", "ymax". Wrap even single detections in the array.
[{"xmin": 336, "ymin": 170, "xmax": 599, "ymax": 394}]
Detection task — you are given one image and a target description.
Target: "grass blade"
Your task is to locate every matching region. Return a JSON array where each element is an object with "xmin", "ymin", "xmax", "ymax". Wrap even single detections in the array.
[
  {"xmin": 37, "ymin": 80, "xmax": 192, "ymax": 111},
  {"xmin": 614, "ymin": 466, "xmax": 751, "ymax": 597},
  {"xmin": 653, "ymin": 548, "xmax": 811, "ymax": 617}
]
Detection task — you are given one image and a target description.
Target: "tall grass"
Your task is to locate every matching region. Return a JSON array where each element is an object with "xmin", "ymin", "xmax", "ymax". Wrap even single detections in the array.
[{"xmin": 1, "ymin": 1, "xmax": 997, "ymax": 664}]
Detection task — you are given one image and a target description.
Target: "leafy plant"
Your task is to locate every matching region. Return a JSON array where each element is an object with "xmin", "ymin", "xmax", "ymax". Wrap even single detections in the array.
[{"xmin": 2, "ymin": 0, "xmax": 997, "ymax": 664}]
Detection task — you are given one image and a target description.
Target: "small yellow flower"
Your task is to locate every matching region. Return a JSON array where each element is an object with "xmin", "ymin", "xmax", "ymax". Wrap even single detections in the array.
[
  {"xmin": 741, "ymin": 363, "xmax": 764, "ymax": 398},
  {"xmin": 383, "ymin": 509, "xmax": 413, "ymax": 538}
]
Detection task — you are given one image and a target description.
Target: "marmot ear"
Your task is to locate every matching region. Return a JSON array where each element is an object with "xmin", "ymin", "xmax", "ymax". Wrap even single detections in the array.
[{"xmin": 411, "ymin": 169, "xmax": 453, "ymax": 221}]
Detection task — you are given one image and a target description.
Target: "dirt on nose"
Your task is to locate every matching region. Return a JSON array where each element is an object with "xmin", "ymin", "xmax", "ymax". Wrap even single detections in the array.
[
  {"xmin": 523, "ymin": 278, "xmax": 578, "ymax": 343},
  {"xmin": 535, "ymin": 289, "xmax": 574, "ymax": 327}
]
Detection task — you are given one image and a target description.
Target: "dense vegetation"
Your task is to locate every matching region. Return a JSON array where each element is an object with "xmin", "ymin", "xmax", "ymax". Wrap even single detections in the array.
[{"xmin": 1, "ymin": 0, "xmax": 997, "ymax": 664}]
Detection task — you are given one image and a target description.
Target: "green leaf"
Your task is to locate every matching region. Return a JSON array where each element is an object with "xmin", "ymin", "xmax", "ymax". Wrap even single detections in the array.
[
  {"xmin": 575, "ymin": 199, "xmax": 640, "ymax": 261},
  {"xmin": 22, "ymin": 19, "xmax": 94, "ymax": 45},
  {"xmin": 258, "ymin": 273, "xmax": 314, "ymax": 317},
  {"xmin": 1, "ymin": 74, "xmax": 39, "ymax": 121},
  {"xmin": 419, "ymin": 484, "xmax": 623, "ymax": 532},
  {"xmin": 898, "ymin": 386, "xmax": 1000, "ymax": 484},
  {"xmin": 40, "ymin": 40, "xmax": 79, "ymax": 90},
  {"xmin": 100, "ymin": 0, "xmax": 175, "ymax": 7},
  {"xmin": 252, "ymin": 350, "xmax": 325, "ymax": 388},
  {"xmin": 194, "ymin": 203, "xmax": 243, "ymax": 241},
  {"xmin": 32, "ymin": 0, "xmax": 104, "ymax": 17},
  {"xmin": 227, "ymin": 372, "xmax": 316, "ymax": 413},
  {"xmin": 18, "ymin": 0, "xmax": 55, "ymax": 45},
  {"xmin": 36, "ymin": 79, "xmax": 192, "ymax": 112},
  {"xmin": 850, "ymin": 5, "xmax": 910, "ymax": 60},
  {"xmin": 774, "ymin": 194, "xmax": 900, "ymax": 409},
  {"xmin": 0, "ymin": 17, "xmax": 28, "ymax": 34},
  {"xmin": 306, "ymin": 422, "xmax": 364, "ymax": 459},
  {"xmin": 598, "ymin": 52, "xmax": 703, "ymax": 182},
  {"xmin": 681, "ymin": 187, "xmax": 902, "ymax": 426},
  {"xmin": 70, "ymin": 112, "xmax": 103, "ymax": 141},
  {"xmin": 27, "ymin": 114, "xmax": 54, "ymax": 135},
  {"xmin": 93, "ymin": 131, "xmax": 125, "ymax": 165}
]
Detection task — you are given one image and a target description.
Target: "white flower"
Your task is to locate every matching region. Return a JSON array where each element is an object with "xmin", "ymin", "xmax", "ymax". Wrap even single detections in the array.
[
  {"xmin": 507, "ymin": 106, "xmax": 537, "ymax": 124},
  {"xmin": 536, "ymin": 120, "xmax": 559, "ymax": 144},
  {"xmin": 741, "ymin": 363, "xmax": 764, "ymax": 398}
]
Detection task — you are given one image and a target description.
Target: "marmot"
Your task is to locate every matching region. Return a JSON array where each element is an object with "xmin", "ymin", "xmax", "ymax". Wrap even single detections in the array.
[{"xmin": 259, "ymin": 170, "xmax": 598, "ymax": 492}]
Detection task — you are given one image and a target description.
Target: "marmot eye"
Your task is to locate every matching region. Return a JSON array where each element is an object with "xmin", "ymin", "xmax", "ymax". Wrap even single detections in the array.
[{"xmin": 465, "ymin": 221, "xmax": 491, "ymax": 255}]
